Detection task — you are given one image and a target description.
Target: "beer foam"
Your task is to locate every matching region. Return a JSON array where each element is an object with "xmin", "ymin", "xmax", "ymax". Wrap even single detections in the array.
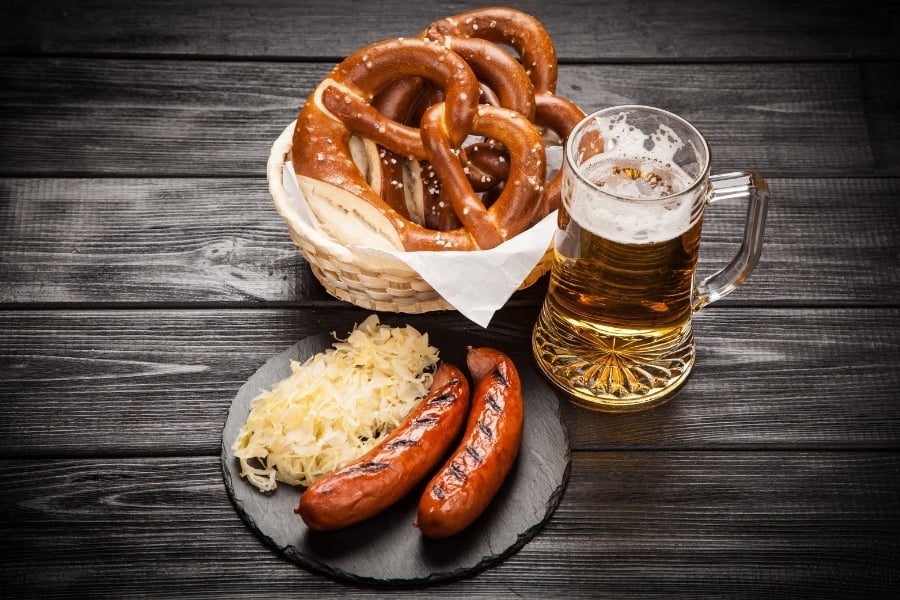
[
  {"xmin": 568, "ymin": 177, "xmax": 692, "ymax": 245},
  {"xmin": 566, "ymin": 111, "xmax": 698, "ymax": 245}
]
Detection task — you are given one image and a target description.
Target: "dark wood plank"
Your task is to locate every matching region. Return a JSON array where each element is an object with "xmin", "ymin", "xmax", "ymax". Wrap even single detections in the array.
[
  {"xmin": 1, "ymin": 2, "xmax": 896, "ymax": 598},
  {"xmin": 863, "ymin": 63, "xmax": 900, "ymax": 172},
  {"xmin": 2, "ymin": 176, "xmax": 897, "ymax": 306},
  {"xmin": 0, "ymin": 58, "xmax": 886, "ymax": 177},
  {"xmin": 3, "ymin": 0, "xmax": 899, "ymax": 62},
  {"xmin": 2, "ymin": 452, "xmax": 897, "ymax": 598},
  {"xmin": 1, "ymin": 307, "xmax": 898, "ymax": 456},
  {"xmin": 697, "ymin": 176, "xmax": 900, "ymax": 307},
  {"xmin": 0, "ymin": 177, "xmax": 328, "ymax": 304},
  {"xmin": 0, "ymin": 57, "xmax": 325, "ymax": 177}
]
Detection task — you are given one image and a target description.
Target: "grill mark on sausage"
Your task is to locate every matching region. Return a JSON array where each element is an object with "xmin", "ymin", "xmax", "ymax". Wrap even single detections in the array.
[
  {"xmin": 465, "ymin": 445, "xmax": 483, "ymax": 463},
  {"xmin": 413, "ymin": 416, "xmax": 440, "ymax": 426},
  {"xmin": 485, "ymin": 392, "xmax": 502, "ymax": 413},
  {"xmin": 347, "ymin": 461, "xmax": 389, "ymax": 474},
  {"xmin": 492, "ymin": 368, "xmax": 509, "ymax": 387},
  {"xmin": 384, "ymin": 438, "xmax": 419, "ymax": 450},
  {"xmin": 432, "ymin": 485, "xmax": 446, "ymax": 500},
  {"xmin": 427, "ymin": 391, "xmax": 457, "ymax": 405},
  {"xmin": 477, "ymin": 420, "xmax": 494, "ymax": 440},
  {"xmin": 449, "ymin": 463, "xmax": 467, "ymax": 483}
]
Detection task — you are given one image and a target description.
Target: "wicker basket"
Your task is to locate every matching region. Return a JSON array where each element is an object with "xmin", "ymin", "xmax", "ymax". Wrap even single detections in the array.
[{"xmin": 267, "ymin": 120, "xmax": 551, "ymax": 313}]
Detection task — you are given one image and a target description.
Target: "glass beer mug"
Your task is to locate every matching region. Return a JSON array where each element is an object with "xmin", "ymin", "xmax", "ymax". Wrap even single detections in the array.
[{"xmin": 533, "ymin": 105, "xmax": 769, "ymax": 412}]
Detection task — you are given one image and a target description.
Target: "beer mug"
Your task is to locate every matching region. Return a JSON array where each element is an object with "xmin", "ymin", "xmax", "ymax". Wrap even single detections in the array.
[{"xmin": 533, "ymin": 105, "xmax": 769, "ymax": 412}]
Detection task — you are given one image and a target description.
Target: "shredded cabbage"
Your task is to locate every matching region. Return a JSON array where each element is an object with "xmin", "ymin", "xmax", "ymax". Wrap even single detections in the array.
[{"xmin": 232, "ymin": 314, "xmax": 439, "ymax": 492}]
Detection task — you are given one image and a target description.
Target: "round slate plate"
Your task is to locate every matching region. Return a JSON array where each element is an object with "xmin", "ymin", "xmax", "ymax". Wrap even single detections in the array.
[{"xmin": 221, "ymin": 325, "xmax": 570, "ymax": 586}]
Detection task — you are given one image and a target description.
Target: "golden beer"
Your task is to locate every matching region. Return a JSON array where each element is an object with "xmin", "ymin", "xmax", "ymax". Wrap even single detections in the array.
[
  {"xmin": 533, "ymin": 156, "xmax": 703, "ymax": 410},
  {"xmin": 534, "ymin": 106, "xmax": 770, "ymax": 412}
]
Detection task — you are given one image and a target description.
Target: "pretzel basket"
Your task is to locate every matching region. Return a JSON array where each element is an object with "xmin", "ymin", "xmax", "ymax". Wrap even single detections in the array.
[{"xmin": 267, "ymin": 121, "xmax": 552, "ymax": 314}]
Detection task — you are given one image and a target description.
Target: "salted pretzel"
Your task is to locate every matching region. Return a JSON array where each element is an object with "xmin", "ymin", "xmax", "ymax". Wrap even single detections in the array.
[
  {"xmin": 367, "ymin": 35, "xmax": 537, "ymax": 231},
  {"xmin": 423, "ymin": 7, "xmax": 586, "ymax": 219},
  {"xmin": 291, "ymin": 8, "xmax": 585, "ymax": 251}
]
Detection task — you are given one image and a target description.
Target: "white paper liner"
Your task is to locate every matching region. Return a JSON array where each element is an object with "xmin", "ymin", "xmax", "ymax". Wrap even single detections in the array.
[{"xmin": 282, "ymin": 162, "xmax": 556, "ymax": 327}]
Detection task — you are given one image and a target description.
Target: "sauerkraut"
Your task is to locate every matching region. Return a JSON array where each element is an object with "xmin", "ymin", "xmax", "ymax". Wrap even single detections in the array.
[{"xmin": 232, "ymin": 314, "xmax": 439, "ymax": 492}]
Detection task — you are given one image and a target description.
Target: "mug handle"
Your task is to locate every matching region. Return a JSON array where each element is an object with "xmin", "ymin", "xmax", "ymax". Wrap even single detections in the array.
[{"xmin": 694, "ymin": 172, "xmax": 770, "ymax": 310}]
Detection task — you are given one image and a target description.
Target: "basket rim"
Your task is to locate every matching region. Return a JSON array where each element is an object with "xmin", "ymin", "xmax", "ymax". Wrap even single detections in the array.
[
  {"xmin": 268, "ymin": 120, "xmax": 386, "ymax": 267},
  {"xmin": 267, "ymin": 120, "xmax": 454, "ymax": 312},
  {"xmin": 267, "ymin": 119, "xmax": 552, "ymax": 315}
]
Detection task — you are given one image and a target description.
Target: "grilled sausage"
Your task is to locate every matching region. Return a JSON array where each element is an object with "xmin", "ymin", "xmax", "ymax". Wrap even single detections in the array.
[
  {"xmin": 416, "ymin": 347, "xmax": 524, "ymax": 539},
  {"xmin": 296, "ymin": 361, "xmax": 470, "ymax": 531}
]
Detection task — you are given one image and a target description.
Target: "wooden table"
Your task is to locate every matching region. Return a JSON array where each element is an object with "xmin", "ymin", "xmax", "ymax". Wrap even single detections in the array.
[{"xmin": 2, "ymin": 1, "xmax": 898, "ymax": 597}]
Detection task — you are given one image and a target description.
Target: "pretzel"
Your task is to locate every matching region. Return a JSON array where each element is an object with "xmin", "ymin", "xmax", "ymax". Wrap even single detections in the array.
[
  {"xmin": 423, "ymin": 7, "xmax": 586, "ymax": 218},
  {"xmin": 423, "ymin": 7, "xmax": 559, "ymax": 95},
  {"xmin": 372, "ymin": 33, "xmax": 539, "ymax": 231},
  {"xmin": 291, "ymin": 8, "xmax": 586, "ymax": 251}
]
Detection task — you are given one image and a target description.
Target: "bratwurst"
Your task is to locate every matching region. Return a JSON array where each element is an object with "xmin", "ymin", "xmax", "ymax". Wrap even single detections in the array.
[
  {"xmin": 296, "ymin": 361, "xmax": 470, "ymax": 531},
  {"xmin": 416, "ymin": 347, "xmax": 524, "ymax": 539}
]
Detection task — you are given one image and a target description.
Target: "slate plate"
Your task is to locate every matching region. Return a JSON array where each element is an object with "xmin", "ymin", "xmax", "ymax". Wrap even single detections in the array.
[{"xmin": 221, "ymin": 325, "xmax": 570, "ymax": 586}]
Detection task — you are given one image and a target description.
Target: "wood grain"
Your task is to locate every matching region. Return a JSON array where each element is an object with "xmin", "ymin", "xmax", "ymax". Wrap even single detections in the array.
[
  {"xmin": 3, "ymin": 0, "xmax": 899, "ymax": 61},
  {"xmin": 0, "ymin": 177, "xmax": 327, "ymax": 304},
  {"xmin": 1, "ymin": 453, "xmax": 897, "ymax": 598},
  {"xmin": 1, "ymin": 307, "xmax": 898, "ymax": 456},
  {"xmin": 0, "ymin": 59, "xmax": 888, "ymax": 177},
  {"xmin": 863, "ymin": 63, "xmax": 900, "ymax": 171},
  {"xmin": 1, "ymin": 1, "xmax": 898, "ymax": 597},
  {"xmin": 2, "ymin": 177, "xmax": 897, "ymax": 305}
]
